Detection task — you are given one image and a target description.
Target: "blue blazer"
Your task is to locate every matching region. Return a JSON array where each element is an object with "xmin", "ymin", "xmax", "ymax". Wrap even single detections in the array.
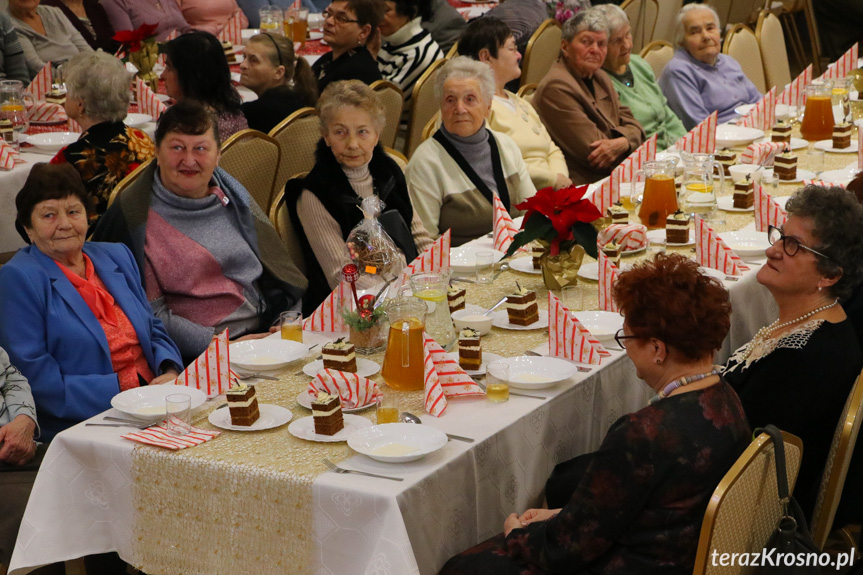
[{"xmin": 0, "ymin": 242, "xmax": 182, "ymax": 442}]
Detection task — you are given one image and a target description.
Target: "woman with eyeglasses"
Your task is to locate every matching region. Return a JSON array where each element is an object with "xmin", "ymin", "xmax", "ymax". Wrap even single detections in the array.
[
  {"xmin": 311, "ymin": 0, "xmax": 384, "ymax": 94},
  {"xmin": 239, "ymin": 32, "xmax": 318, "ymax": 133},
  {"xmin": 724, "ymin": 185, "xmax": 863, "ymax": 527},
  {"xmin": 441, "ymin": 254, "xmax": 750, "ymax": 574}
]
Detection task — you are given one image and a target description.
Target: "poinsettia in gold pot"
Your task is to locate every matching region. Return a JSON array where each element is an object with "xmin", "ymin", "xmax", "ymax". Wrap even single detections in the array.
[
  {"xmin": 113, "ymin": 23, "xmax": 160, "ymax": 93},
  {"xmin": 504, "ymin": 184, "xmax": 602, "ymax": 290}
]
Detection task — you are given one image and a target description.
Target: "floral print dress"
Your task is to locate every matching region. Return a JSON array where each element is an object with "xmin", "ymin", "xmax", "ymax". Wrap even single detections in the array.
[{"xmin": 439, "ymin": 380, "xmax": 751, "ymax": 575}]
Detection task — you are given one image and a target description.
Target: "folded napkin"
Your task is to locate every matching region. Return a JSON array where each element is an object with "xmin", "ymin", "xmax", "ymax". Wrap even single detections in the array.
[
  {"xmin": 779, "ymin": 65, "xmax": 812, "ymax": 107},
  {"xmin": 821, "ymin": 43, "xmax": 858, "ymax": 80},
  {"xmin": 736, "ymin": 87, "xmax": 776, "ymax": 131},
  {"xmin": 122, "ymin": 422, "xmax": 221, "ymax": 450},
  {"xmin": 27, "ymin": 102, "xmax": 66, "ymax": 123},
  {"xmin": 25, "ymin": 63, "xmax": 52, "ymax": 102},
  {"xmin": 587, "ymin": 166, "xmax": 621, "ymax": 214},
  {"xmin": 740, "ymin": 141, "xmax": 786, "ymax": 166},
  {"xmin": 801, "ymin": 179, "xmax": 844, "ymax": 189},
  {"xmin": 674, "ymin": 111, "xmax": 717, "ymax": 154},
  {"xmin": 548, "ymin": 292, "xmax": 610, "ymax": 364},
  {"xmin": 218, "ymin": 12, "xmax": 244, "ymax": 46},
  {"xmin": 174, "ymin": 329, "xmax": 232, "ymax": 397},
  {"xmin": 492, "ymin": 194, "xmax": 517, "ymax": 252},
  {"xmin": 598, "ymin": 223, "xmax": 648, "ymax": 252},
  {"xmin": 618, "ymin": 134, "xmax": 657, "ymax": 183},
  {"xmin": 135, "ymin": 78, "xmax": 167, "ymax": 120},
  {"xmin": 0, "ymin": 141, "xmax": 23, "ymax": 171},
  {"xmin": 423, "ymin": 334, "xmax": 484, "ymax": 417},
  {"xmin": 303, "ymin": 281, "xmax": 352, "ymax": 332},
  {"xmin": 755, "ymin": 185, "xmax": 788, "ymax": 232},
  {"xmin": 395, "ymin": 229, "xmax": 450, "ymax": 292},
  {"xmin": 695, "ymin": 215, "xmax": 749, "ymax": 276},
  {"xmin": 308, "ymin": 369, "xmax": 382, "ymax": 409},
  {"xmin": 598, "ymin": 251, "xmax": 620, "ymax": 313}
]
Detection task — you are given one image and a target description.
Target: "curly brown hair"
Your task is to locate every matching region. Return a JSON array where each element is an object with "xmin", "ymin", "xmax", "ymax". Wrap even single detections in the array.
[{"xmin": 612, "ymin": 253, "xmax": 731, "ymax": 361}]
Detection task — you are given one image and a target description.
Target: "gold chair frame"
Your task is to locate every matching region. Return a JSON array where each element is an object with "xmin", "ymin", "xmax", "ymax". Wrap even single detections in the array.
[{"xmin": 219, "ymin": 129, "xmax": 281, "ymax": 212}]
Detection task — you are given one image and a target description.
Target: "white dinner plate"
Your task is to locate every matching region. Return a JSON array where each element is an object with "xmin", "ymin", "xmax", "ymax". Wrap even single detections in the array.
[
  {"xmin": 348, "ymin": 423, "xmax": 447, "ymax": 463},
  {"xmin": 295, "ymin": 391, "xmax": 376, "ymax": 413},
  {"xmin": 287, "ymin": 414, "xmax": 373, "ymax": 442},
  {"xmin": 646, "ymin": 228, "xmax": 694, "ymax": 246},
  {"xmin": 111, "ymin": 385, "xmax": 207, "ymax": 420},
  {"xmin": 572, "ymin": 311, "xmax": 622, "ymax": 341},
  {"xmin": 754, "ymin": 136, "xmax": 807, "ymax": 151},
  {"xmin": 734, "ymin": 103, "xmax": 794, "ymax": 120},
  {"xmin": 230, "ymin": 339, "xmax": 309, "ymax": 370},
  {"xmin": 444, "ymin": 351, "xmax": 503, "ymax": 376},
  {"xmin": 818, "ymin": 166, "xmax": 859, "ymax": 186},
  {"xmin": 621, "ymin": 244, "xmax": 648, "ymax": 256},
  {"xmin": 450, "ymin": 246, "xmax": 505, "ymax": 273},
  {"xmin": 208, "ymin": 403, "xmax": 292, "ymax": 431},
  {"xmin": 491, "ymin": 309, "xmax": 549, "ymax": 331},
  {"xmin": 302, "ymin": 358, "xmax": 380, "ymax": 378},
  {"xmin": 228, "ymin": 53, "xmax": 244, "ymax": 64},
  {"xmin": 719, "ymin": 230, "xmax": 770, "ymax": 258},
  {"xmin": 123, "ymin": 113, "xmax": 152, "ymax": 127},
  {"xmin": 509, "ymin": 256, "xmax": 541, "ymax": 274},
  {"xmin": 715, "ymin": 124, "xmax": 764, "ymax": 148},
  {"xmin": 493, "ymin": 356, "xmax": 579, "ymax": 389},
  {"xmin": 776, "ymin": 168, "xmax": 816, "ymax": 184},
  {"xmin": 717, "ymin": 196, "xmax": 754, "ymax": 212},
  {"xmin": 24, "ymin": 132, "xmax": 79, "ymax": 151},
  {"xmin": 814, "ymin": 139, "xmax": 859, "ymax": 154},
  {"xmin": 577, "ymin": 261, "xmax": 633, "ymax": 281}
]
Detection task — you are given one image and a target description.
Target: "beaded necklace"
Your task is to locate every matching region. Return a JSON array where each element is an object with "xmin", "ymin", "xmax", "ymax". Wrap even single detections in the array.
[
  {"xmin": 649, "ymin": 367, "xmax": 721, "ymax": 404},
  {"xmin": 740, "ymin": 298, "xmax": 839, "ymax": 360}
]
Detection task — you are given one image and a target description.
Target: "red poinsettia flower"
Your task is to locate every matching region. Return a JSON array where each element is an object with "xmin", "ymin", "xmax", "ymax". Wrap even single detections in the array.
[
  {"xmin": 515, "ymin": 184, "xmax": 601, "ymax": 236},
  {"xmin": 113, "ymin": 23, "xmax": 159, "ymax": 52}
]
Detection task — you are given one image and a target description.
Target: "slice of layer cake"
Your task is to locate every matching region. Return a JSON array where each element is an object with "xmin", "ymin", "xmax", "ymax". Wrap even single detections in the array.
[
  {"xmin": 771, "ymin": 121, "xmax": 792, "ymax": 144},
  {"xmin": 222, "ymin": 41, "xmax": 237, "ymax": 63},
  {"xmin": 0, "ymin": 119, "xmax": 13, "ymax": 145},
  {"xmin": 715, "ymin": 149, "xmax": 736, "ymax": 176},
  {"xmin": 774, "ymin": 151, "xmax": 797, "ymax": 181},
  {"xmin": 733, "ymin": 177, "xmax": 755, "ymax": 209},
  {"xmin": 606, "ymin": 202, "xmax": 628, "ymax": 224},
  {"xmin": 45, "ymin": 90, "xmax": 66, "ymax": 106},
  {"xmin": 666, "ymin": 210, "xmax": 691, "ymax": 244},
  {"xmin": 531, "ymin": 244, "xmax": 544, "ymax": 269},
  {"xmin": 506, "ymin": 284, "xmax": 539, "ymax": 326},
  {"xmin": 833, "ymin": 123, "xmax": 853, "ymax": 149},
  {"xmin": 312, "ymin": 392, "xmax": 344, "ymax": 435},
  {"xmin": 447, "ymin": 285, "xmax": 466, "ymax": 314},
  {"xmin": 322, "ymin": 339, "xmax": 357, "ymax": 373},
  {"xmin": 226, "ymin": 381, "xmax": 260, "ymax": 426},
  {"xmin": 601, "ymin": 241, "xmax": 621, "ymax": 266},
  {"xmin": 458, "ymin": 328, "xmax": 482, "ymax": 370}
]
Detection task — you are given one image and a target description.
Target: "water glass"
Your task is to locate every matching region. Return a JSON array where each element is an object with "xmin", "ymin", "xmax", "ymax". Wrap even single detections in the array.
[
  {"xmin": 808, "ymin": 148, "xmax": 825, "ymax": 174},
  {"xmin": 259, "ymin": 6, "xmax": 284, "ymax": 34},
  {"xmin": 0, "ymin": 80, "xmax": 28, "ymax": 150},
  {"xmin": 762, "ymin": 172, "xmax": 779, "ymax": 193},
  {"xmin": 278, "ymin": 310, "xmax": 303, "ymax": 342},
  {"xmin": 165, "ymin": 393, "xmax": 191, "ymax": 436},
  {"xmin": 561, "ymin": 285, "xmax": 582, "ymax": 313},
  {"xmin": 475, "ymin": 251, "xmax": 495, "ymax": 284},
  {"xmin": 486, "ymin": 361, "xmax": 510, "ymax": 403},
  {"xmin": 376, "ymin": 394, "xmax": 399, "ymax": 424}
]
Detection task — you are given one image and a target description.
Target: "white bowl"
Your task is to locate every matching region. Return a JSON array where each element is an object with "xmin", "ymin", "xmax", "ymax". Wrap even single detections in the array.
[
  {"xmin": 494, "ymin": 356, "xmax": 579, "ymax": 389},
  {"xmin": 25, "ymin": 132, "xmax": 79, "ymax": 152},
  {"xmin": 719, "ymin": 230, "xmax": 771, "ymax": 258},
  {"xmin": 347, "ymin": 423, "xmax": 447, "ymax": 463},
  {"xmin": 715, "ymin": 124, "xmax": 764, "ymax": 148},
  {"xmin": 123, "ymin": 113, "xmax": 152, "ymax": 127},
  {"xmin": 572, "ymin": 311, "xmax": 623, "ymax": 341},
  {"xmin": 728, "ymin": 163, "xmax": 763, "ymax": 184},
  {"xmin": 451, "ymin": 308, "xmax": 493, "ymax": 335},
  {"xmin": 230, "ymin": 339, "xmax": 309, "ymax": 370},
  {"xmin": 111, "ymin": 384, "xmax": 207, "ymax": 420},
  {"xmin": 450, "ymin": 246, "xmax": 505, "ymax": 273}
]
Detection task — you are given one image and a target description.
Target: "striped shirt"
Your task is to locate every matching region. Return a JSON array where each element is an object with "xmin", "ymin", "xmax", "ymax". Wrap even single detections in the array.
[{"xmin": 377, "ymin": 18, "xmax": 443, "ymax": 106}]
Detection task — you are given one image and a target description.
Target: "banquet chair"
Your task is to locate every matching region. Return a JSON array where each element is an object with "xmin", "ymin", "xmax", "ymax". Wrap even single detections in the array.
[
  {"xmin": 218, "ymin": 129, "xmax": 281, "ymax": 212},
  {"xmin": 268, "ymin": 179, "xmax": 309, "ymax": 275},
  {"xmin": 370, "ymin": 80, "xmax": 405, "ymax": 149},
  {"xmin": 692, "ymin": 429, "xmax": 803, "ymax": 575},
  {"xmin": 640, "ymin": 41, "xmax": 674, "ymax": 80},
  {"xmin": 517, "ymin": 83, "xmax": 538, "ymax": 101},
  {"xmin": 774, "ymin": 0, "xmax": 822, "ymax": 75},
  {"xmin": 421, "ymin": 112, "xmax": 439, "ymax": 142},
  {"xmin": 722, "ymin": 24, "xmax": 767, "ymax": 94},
  {"xmin": 107, "ymin": 158, "xmax": 154, "ymax": 208},
  {"xmin": 726, "ymin": 0, "xmax": 767, "ymax": 27},
  {"xmin": 810, "ymin": 368, "xmax": 863, "ymax": 552},
  {"xmin": 520, "ymin": 19, "xmax": 562, "ymax": 87},
  {"xmin": 446, "ymin": 41, "xmax": 459, "ymax": 59},
  {"xmin": 620, "ymin": 0, "xmax": 658, "ymax": 54},
  {"xmin": 384, "ymin": 146, "xmax": 408, "ymax": 171},
  {"xmin": 706, "ymin": 0, "xmax": 732, "ymax": 28},
  {"xmin": 404, "ymin": 58, "xmax": 446, "ymax": 158},
  {"xmin": 269, "ymin": 107, "xmax": 320, "ymax": 198},
  {"xmin": 652, "ymin": 0, "xmax": 681, "ymax": 43},
  {"xmin": 755, "ymin": 10, "xmax": 792, "ymax": 92}
]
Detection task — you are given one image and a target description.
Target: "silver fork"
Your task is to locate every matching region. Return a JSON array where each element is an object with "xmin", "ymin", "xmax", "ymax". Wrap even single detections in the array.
[{"xmin": 322, "ymin": 458, "xmax": 404, "ymax": 481}]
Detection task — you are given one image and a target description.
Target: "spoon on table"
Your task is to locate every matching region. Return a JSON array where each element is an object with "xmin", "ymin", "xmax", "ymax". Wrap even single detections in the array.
[
  {"xmin": 483, "ymin": 296, "xmax": 508, "ymax": 317},
  {"xmin": 400, "ymin": 412, "xmax": 474, "ymax": 443}
]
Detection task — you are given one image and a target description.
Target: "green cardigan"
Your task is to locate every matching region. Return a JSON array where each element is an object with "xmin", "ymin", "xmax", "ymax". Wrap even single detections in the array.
[{"xmin": 608, "ymin": 55, "xmax": 686, "ymax": 150}]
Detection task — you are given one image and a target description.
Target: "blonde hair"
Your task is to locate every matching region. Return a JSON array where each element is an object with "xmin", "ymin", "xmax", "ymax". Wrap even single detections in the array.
[{"xmin": 317, "ymin": 80, "xmax": 385, "ymax": 134}]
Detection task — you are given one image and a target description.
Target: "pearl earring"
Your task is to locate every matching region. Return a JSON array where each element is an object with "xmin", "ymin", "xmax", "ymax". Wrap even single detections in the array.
[{"xmin": 817, "ymin": 286, "xmax": 823, "ymax": 292}]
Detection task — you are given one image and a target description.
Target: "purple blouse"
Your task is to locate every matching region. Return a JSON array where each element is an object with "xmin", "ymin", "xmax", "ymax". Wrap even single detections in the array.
[{"xmin": 100, "ymin": 0, "xmax": 191, "ymax": 41}]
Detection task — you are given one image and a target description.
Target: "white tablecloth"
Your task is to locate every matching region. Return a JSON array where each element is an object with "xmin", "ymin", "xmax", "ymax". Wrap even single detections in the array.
[{"xmin": 0, "ymin": 151, "xmax": 52, "ymax": 258}]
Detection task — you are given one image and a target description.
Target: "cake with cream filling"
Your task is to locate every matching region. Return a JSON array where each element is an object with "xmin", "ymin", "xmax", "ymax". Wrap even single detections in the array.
[
  {"xmin": 226, "ymin": 381, "xmax": 260, "ymax": 426},
  {"xmin": 666, "ymin": 210, "xmax": 690, "ymax": 244},
  {"xmin": 322, "ymin": 339, "xmax": 356, "ymax": 373},
  {"xmin": 715, "ymin": 149, "xmax": 736, "ymax": 176},
  {"xmin": 833, "ymin": 123, "xmax": 853, "ymax": 149},
  {"xmin": 601, "ymin": 241, "xmax": 621, "ymax": 266},
  {"xmin": 458, "ymin": 328, "xmax": 482, "ymax": 370},
  {"xmin": 774, "ymin": 151, "xmax": 797, "ymax": 181},
  {"xmin": 606, "ymin": 202, "xmax": 628, "ymax": 224},
  {"xmin": 506, "ymin": 284, "xmax": 539, "ymax": 326},
  {"xmin": 772, "ymin": 121, "xmax": 792, "ymax": 144},
  {"xmin": 45, "ymin": 90, "xmax": 66, "ymax": 106},
  {"xmin": 733, "ymin": 176, "xmax": 755, "ymax": 209},
  {"xmin": 222, "ymin": 41, "xmax": 237, "ymax": 63},
  {"xmin": 312, "ymin": 392, "xmax": 343, "ymax": 435},
  {"xmin": 531, "ymin": 244, "xmax": 544, "ymax": 269},
  {"xmin": 447, "ymin": 286, "xmax": 466, "ymax": 313},
  {"xmin": 0, "ymin": 119, "xmax": 13, "ymax": 145}
]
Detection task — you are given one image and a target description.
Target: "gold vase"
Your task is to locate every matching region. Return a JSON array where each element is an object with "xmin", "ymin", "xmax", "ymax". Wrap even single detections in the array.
[
  {"xmin": 129, "ymin": 39, "xmax": 160, "ymax": 94},
  {"xmin": 538, "ymin": 244, "xmax": 585, "ymax": 290}
]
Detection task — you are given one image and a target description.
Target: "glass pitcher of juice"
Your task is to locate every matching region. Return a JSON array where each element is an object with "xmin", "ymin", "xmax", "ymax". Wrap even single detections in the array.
[
  {"xmin": 635, "ymin": 160, "xmax": 678, "ymax": 228},
  {"xmin": 381, "ymin": 297, "xmax": 427, "ymax": 391},
  {"xmin": 406, "ymin": 271, "xmax": 456, "ymax": 350},
  {"xmin": 800, "ymin": 81, "xmax": 834, "ymax": 142},
  {"xmin": 0, "ymin": 80, "xmax": 28, "ymax": 150},
  {"xmin": 679, "ymin": 152, "xmax": 723, "ymax": 219}
]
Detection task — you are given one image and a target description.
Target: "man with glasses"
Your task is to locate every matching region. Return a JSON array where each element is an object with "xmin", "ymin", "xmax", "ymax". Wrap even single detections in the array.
[{"xmin": 312, "ymin": 0, "xmax": 384, "ymax": 93}]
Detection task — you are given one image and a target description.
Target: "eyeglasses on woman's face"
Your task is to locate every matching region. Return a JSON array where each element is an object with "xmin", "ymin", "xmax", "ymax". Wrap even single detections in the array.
[
  {"xmin": 614, "ymin": 328, "xmax": 646, "ymax": 349},
  {"xmin": 767, "ymin": 225, "xmax": 832, "ymax": 262},
  {"xmin": 323, "ymin": 7, "xmax": 359, "ymax": 25}
]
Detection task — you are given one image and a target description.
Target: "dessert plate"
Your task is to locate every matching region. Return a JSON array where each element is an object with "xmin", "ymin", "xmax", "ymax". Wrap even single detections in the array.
[
  {"xmin": 230, "ymin": 339, "xmax": 309, "ymax": 370},
  {"xmin": 577, "ymin": 261, "xmax": 633, "ymax": 281},
  {"xmin": 348, "ymin": 423, "xmax": 447, "ymax": 463},
  {"xmin": 492, "ymin": 356, "xmax": 579, "ymax": 389},
  {"xmin": 646, "ymin": 228, "xmax": 694, "ymax": 246},
  {"xmin": 717, "ymin": 196, "xmax": 754, "ymax": 212},
  {"xmin": 775, "ymin": 169, "xmax": 816, "ymax": 184},
  {"xmin": 491, "ymin": 310, "xmax": 549, "ymax": 331},
  {"xmin": 814, "ymin": 139, "xmax": 858, "ymax": 153},
  {"xmin": 509, "ymin": 256, "xmax": 541, "ymax": 274},
  {"xmin": 111, "ymin": 385, "xmax": 207, "ymax": 420},
  {"xmin": 444, "ymin": 351, "xmax": 503, "ymax": 376},
  {"xmin": 296, "ymin": 392, "xmax": 376, "ymax": 413},
  {"xmin": 715, "ymin": 124, "xmax": 764, "ymax": 148},
  {"xmin": 208, "ymin": 404, "xmax": 292, "ymax": 431},
  {"xmin": 287, "ymin": 414, "xmax": 373, "ymax": 442},
  {"xmin": 450, "ymin": 246, "xmax": 505, "ymax": 273},
  {"xmin": 719, "ymin": 230, "xmax": 770, "ymax": 258},
  {"xmin": 572, "ymin": 311, "xmax": 622, "ymax": 342},
  {"xmin": 302, "ymin": 358, "xmax": 380, "ymax": 378}
]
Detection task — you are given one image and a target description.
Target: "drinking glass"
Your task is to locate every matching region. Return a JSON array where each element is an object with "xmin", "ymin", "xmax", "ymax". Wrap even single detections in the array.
[
  {"xmin": 259, "ymin": 7, "xmax": 284, "ymax": 34},
  {"xmin": 561, "ymin": 285, "xmax": 582, "ymax": 314},
  {"xmin": 376, "ymin": 394, "xmax": 399, "ymax": 424},
  {"xmin": 762, "ymin": 172, "xmax": 779, "ymax": 193},
  {"xmin": 807, "ymin": 148, "xmax": 825, "ymax": 174},
  {"xmin": 285, "ymin": 7, "xmax": 309, "ymax": 46},
  {"xmin": 475, "ymin": 251, "xmax": 495, "ymax": 284},
  {"xmin": 831, "ymin": 78, "xmax": 852, "ymax": 123},
  {"xmin": 166, "ymin": 393, "xmax": 191, "ymax": 436},
  {"xmin": 0, "ymin": 80, "xmax": 29, "ymax": 150},
  {"xmin": 486, "ymin": 361, "xmax": 509, "ymax": 403},
  {"xmin": 278, "ymin": 310, "xmax": 303, "ymax": 342}
]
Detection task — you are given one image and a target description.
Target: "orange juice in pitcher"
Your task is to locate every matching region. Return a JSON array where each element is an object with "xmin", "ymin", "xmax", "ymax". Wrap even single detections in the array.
[
  {"xmin": 635, "ymin": 161, "xmax": 678, "ymax": 228},
  {"xmin": 381, "ymin": 298, "xmax": 427, "ymax": 391}
]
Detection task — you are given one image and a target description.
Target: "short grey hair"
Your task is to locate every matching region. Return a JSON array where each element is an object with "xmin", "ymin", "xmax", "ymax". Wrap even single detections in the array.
[
  {"xmin": 561, "ymin": 7, "xmax": 609, "ymax": 43},
  {"xmin": 434, "ymin": 56, "xmax": 494, "ymax": 106},
  {"xmin": 591, "ymin": 4, "xmax": 629, "ymax": 35},
  {"xmin": 317, "ymin": 79, "xmax": 385, "ymax": 135},
  {"xmin": 63, "ymin": 50, "xmax": 133, "ymax": 123},
  {"xmin": 674, "ymin": 3, "xmax": 721, "ymax": 47}
]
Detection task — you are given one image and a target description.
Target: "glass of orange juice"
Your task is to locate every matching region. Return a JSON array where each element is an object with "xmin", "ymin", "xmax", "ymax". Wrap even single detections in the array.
[
  {"xmin": 376, "ymin": 393, "xmax": 400, "ymax": 424},
  {"xmin": 278, "ymin": 310, "xmax": 303, "ymax": 342},
  {"xmin": 0, "ymin": 79, "xmax": 29, "ymax": 150},
  {"xmin": 486, "ymin": 361, "xmax": 510, "ymax": 403},
  {"xmin": 285, "ymin": 7, "xmax": 309, "ymax": 47}
]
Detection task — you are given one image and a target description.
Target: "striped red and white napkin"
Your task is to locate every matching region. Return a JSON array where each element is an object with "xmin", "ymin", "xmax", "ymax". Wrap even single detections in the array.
[
  {"xmin": 597, "ymin": 250, "xmax": 620, "ymax": 313},
  {"xmin": 423, "ymin": 334, "xmax": 484, "ymax": 417},
  {"xmin": 821, "ymin": 43, "xmax": 858, "ymax": 80},
  {"xmin": 67, "ymin": 117, "xmax": 81, "ymax": 132},
  {"xmin": 618, "ymin": 134, "xmax": 657, "ymax": 183},
  {"xmin": 548, "ymin": 292, "xmax": 610, "ymax": 365},
  {"xmin": 755, "ymin": 185, "xmax": 788, "ymax": 232},
  {"xmin": 801, "ymin": 180, "xmax": 845, "ymax": 189},
  {"xmin": 587, "ymin": 165, "xmax": 621, "ymax": 214},
  {"xmin": 673, "ymin": 111, "xmax": 717, "ymax": 154},
  {"xmin": 25, "ymin": 63, "xmax": 52, "ymax": 102},
  {"xmin": 395, "ymin": 229, "xmax": 450, "ymax": 291},
  {"xmin": 778, "ymin": 65, "xmax": 812, "ymax": 107},
  {"xmin": 598, "ymin": 223, "xmax": 647, "ymax": 252},
  {"xmin": 695, "ymin": 216, "xmax": 749, "ymax": 276},
  {"xmin": 27, "ymin": 102, "xmax": 66, "ymax": 123},
  {"xmin": 737, "ymin": 87, "xmax": 776, "ymax": 131},
  {"xmin": 741, "ymin": 141, "xmax": 786, "ymax": 165},
  {"xmin": 308, "ymin": 369, "xmax": 382, "ymax": 409},
  {"xmin": 136, "ymin": 78, "xmax": 167, "ymax": 120},
  {"xmin": 122, "ymin": 422, "xmax": 221, "ymax": 450},
  {"xmin": 492, "ymin": 194, "xmax": 517, "ymax": 252},
  {"xmin": 218, "ymin": 11, "xmax": 244, "ymax": 46},
  {"xmin": 303, "ymin": 281, "xmax": 352, "ymax": 332},
  {"xmin": 174, "ymin": 329, "xmax": 232, "ymax": 397},
  {"xmin": 0, "ymin": 141, "xmax": 22, "ymax": 171}
]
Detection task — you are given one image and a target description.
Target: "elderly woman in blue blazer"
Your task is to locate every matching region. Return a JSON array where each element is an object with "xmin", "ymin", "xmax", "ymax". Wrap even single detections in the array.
[{"xmin": 0, "ymin": 163, "xmax": 183, "ymax": 442}]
